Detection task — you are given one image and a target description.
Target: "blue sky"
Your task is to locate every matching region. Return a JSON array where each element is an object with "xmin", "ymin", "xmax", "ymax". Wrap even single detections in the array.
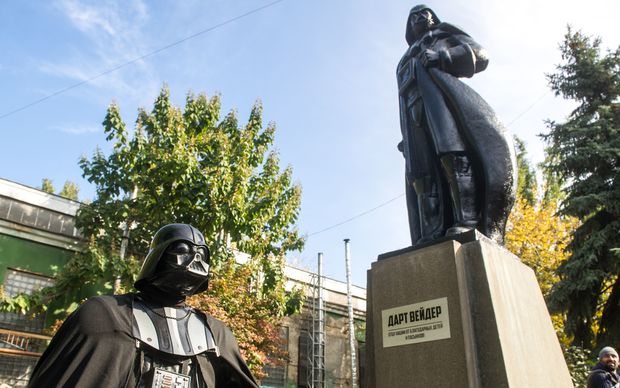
[{"xmin": 1, "ymin": 0, "xmax": 619, "ymax": 287}]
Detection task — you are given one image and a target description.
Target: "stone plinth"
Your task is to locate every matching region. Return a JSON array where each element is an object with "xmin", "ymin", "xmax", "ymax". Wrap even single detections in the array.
[{"xmin": 365, "ymin": 234, "xmax": 573, "ymax": 387}]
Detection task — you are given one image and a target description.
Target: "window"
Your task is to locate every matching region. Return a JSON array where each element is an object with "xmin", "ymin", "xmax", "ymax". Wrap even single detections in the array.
[
  {"xmin": 0, "ymin": 268, "xmax": 54, "ymax": 333},
  {"xmin": 358, "ymin": 341, "xmax": 366, "ymax": 388},
  {"xmin": 0, "ymin": 355, "xmax": 38, "ymax": 388},
  {"xmin": 0, "ymin": 269, "xmax": 54, "ymax": 387},
  {"xmin": 0, "ymin": 195, "xmax": 79, "ymax": 238},
  {"xmin": 297, "ymin": 330, "xmax": 310, "ymax": 388}
]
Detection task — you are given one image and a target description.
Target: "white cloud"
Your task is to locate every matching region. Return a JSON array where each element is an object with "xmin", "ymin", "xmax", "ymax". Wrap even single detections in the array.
[
  {"xmin": 53, "ymin": 124, "xmax": 100, "ymax": 134},
  {"xmin": 43, "ymin": 0, "xmax": 158, "ymax": 104},
  {"xmin": 57, "ymin": 0, "xmax": 119, "ymax": 36},
  {"xmin": 55, "ymin": 0, "xmax": 149, "ymax": 40}
]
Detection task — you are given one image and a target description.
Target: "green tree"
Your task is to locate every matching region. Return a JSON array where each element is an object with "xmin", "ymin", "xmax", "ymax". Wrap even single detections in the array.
[
  {"xmin": 3, "ymin": 87, "xmax": 304, "ymax": 377},
  {"xmin": 41, "ymin": 178, "xmax": 55, "ymax": 194},
  {"xmin": 59, "ymin": 181, "xmax": 80, "ymax": 201},
  {"xmin": 564, "ymin": 346, "xmax": 594, "ymax": 388},
  {"xmin": 514, "ymin": 137, "xmax": 538, "ymax": 206},
  {"xmin": 542, "ymin": 28, "xmax": 620, "ymax": 349},
  {"xmin": 540, "ymin": 154, "xmax": 565, "ymax": 207}
]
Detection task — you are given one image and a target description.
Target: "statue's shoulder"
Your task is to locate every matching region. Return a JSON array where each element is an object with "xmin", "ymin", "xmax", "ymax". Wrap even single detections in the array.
[{"xmin": 434, "ymin": 22, "xmax": 471, "ymax": 38}]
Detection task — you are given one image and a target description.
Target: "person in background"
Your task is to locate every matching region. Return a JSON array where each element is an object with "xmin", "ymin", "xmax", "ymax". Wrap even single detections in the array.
[{"xmin": 588, "ymin": 346, "xmax": 619, "ymax": 388}]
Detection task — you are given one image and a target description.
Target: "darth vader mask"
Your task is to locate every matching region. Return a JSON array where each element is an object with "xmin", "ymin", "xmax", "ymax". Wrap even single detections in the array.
[
  {"xmin": 405, "ymin": 5, "xmax": 441, "ymax": 45},
  {"xmin": 135, "ymin": 224, "xmax": 210, "ymax": 299}
]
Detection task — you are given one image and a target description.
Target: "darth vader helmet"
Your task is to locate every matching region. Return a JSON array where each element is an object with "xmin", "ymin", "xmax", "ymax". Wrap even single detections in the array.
[
  {"xmin": 134, "ymin": 224, "xmax": 210, "ymax": 297},
  {"xmin": 405, "ymin": 4, "xmax": 441, "ymax": 45}
]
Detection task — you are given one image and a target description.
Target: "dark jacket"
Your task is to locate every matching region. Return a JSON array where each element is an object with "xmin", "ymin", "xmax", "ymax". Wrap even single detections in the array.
[
  {"xmin": 588, "ymin": 362, "xmax": 620, "ymax": 388},
  {"xmin": 28, "ymin": 294, "xmax": 258, "ymax": 387}
]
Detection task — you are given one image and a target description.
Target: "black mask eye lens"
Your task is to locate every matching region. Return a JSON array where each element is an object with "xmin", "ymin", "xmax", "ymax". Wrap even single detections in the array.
[
  {"xmin": 167, "ymin": 242, "xmax": 190, "ymax": 254},
  {"xmin": 195, "ymin": 248, "xmax": 208, "ymax": 262}
]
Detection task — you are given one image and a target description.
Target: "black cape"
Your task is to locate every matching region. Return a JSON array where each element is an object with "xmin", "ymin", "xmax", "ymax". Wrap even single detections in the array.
[
  {"xmin": 424, "ymin": 65, "xmax": 516, "ymax": 242},
  {"xmin": 28, "ymin": 294, "xmax": 259, "ymax": 388}
]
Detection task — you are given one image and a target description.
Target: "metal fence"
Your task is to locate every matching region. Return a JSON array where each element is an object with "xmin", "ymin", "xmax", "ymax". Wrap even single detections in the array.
[{"xmin": 0, "ymin": 329, "xmax": 50, "ymax": 387}]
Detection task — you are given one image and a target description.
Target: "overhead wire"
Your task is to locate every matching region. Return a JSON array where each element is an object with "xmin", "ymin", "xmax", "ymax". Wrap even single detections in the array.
[
  {"xmin": 0, "ymin": 0, "xmax": 286, "ymax": 120},
  {"xmin": 307, "ymin": 193, "xmax": 405, "ymax": 237},
  {"xmin": 506, "ymin": 90, "xmax": 552, "ymax": 127}
]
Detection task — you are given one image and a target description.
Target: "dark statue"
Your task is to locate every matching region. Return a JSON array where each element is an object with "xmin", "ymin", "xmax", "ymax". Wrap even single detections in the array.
[
  {"xmin": 29, "ymin": 224, "xmax": 259, "ymax": 388},
  {"xmin": 397, "ymin": 5, "xmax": 517, "ymax": 246}
]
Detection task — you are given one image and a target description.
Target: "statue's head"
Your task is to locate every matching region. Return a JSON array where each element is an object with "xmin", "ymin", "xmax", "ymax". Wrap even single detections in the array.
[
  {"xmin": 134, "ymin": 224, "xmax": 210, "ymax": 299},
  {"xmin": 406, "ymin": 4, "xmax": 440, "ymax": 45}
]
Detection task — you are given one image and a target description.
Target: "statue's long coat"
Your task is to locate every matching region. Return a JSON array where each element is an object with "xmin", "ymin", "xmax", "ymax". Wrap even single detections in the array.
[{"xmin": 398, "ymin": 23, "xmax": 516, "ymax": 243}]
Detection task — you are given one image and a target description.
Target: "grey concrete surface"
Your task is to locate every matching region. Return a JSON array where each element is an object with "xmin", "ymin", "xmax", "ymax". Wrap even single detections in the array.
[{"xmin": 365, "ymin": 236, "xmax": 573, "ymax": 388}]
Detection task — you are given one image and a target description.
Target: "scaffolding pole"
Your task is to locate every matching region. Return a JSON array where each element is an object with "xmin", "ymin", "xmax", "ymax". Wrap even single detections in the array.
[
  {"xmin": 313, "ymin": 252, "xmax": 325, "ymax": 388},
  {"xmin": 344, "ymin": 239, "xmax": 357, "ymax": 387},
  {"xmin": 306, "ymin": 253, "xmax": 325, "ymax": 388}
]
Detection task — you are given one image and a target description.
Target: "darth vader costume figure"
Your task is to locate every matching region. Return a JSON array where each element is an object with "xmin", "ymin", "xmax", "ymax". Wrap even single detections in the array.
[
  {"xmin": 397, "ymin": 5, "xmax": 516, "ymax": 246},
  {"xmin": 29, "ymin": 224, "xmax": 259, "ymax": 388}
]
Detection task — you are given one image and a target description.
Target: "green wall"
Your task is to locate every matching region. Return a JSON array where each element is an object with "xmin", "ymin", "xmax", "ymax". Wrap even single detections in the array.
[
  {"xmin": 0, "ymin": 233, "xmax": 115, "ymax": 324},
  {"xmin": 0, "ymin": 233, "xmax": 88, "ymax": 326},
  {"xmin": 0, "ymin": 234, "xmax": 74, "ymax": 281}
]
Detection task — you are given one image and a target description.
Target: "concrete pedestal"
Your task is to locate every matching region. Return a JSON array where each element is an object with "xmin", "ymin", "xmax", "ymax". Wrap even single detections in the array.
[{"xmin": 365, "ymin": 234, "xmax": 573, "ymax": 387}]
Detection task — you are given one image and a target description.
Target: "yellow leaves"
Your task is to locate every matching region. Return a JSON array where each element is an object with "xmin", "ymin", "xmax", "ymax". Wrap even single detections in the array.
[
  {"xmin": 506, "ymin": 197, "xmax": 579, "ymax": 296},
  {"xmin": 506, "ymin": 197, "xmax": 579, "ymax": 347}
]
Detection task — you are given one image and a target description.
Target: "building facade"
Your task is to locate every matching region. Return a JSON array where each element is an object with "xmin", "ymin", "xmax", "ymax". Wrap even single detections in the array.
[
  {"xmin": 0, "ymin": 178, "xmax": 82, "ymax": 387},
  {"xmin": 262, "ymin": 266, "xmax": 366, "ymax": 388}
]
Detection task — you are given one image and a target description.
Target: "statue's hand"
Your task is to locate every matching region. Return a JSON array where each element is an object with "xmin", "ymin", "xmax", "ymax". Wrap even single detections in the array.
[{"xmin": 421, "ymin": 49, "xmax": 439, "ymax": 68}]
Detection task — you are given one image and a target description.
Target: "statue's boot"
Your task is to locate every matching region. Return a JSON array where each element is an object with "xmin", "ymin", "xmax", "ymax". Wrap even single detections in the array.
[
  {"xmin": 440, "ymin": 153, "xmax": 479, "ymax": 236},
  {"xmin": 413, "ymin": 177, "xmax": 444, "ymax": 243}
]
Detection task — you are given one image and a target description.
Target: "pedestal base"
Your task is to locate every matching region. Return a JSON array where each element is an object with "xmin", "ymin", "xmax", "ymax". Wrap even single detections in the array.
[{"xmin": 365, "ymin": 235, "xmax": 572, "ymax": 387}]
